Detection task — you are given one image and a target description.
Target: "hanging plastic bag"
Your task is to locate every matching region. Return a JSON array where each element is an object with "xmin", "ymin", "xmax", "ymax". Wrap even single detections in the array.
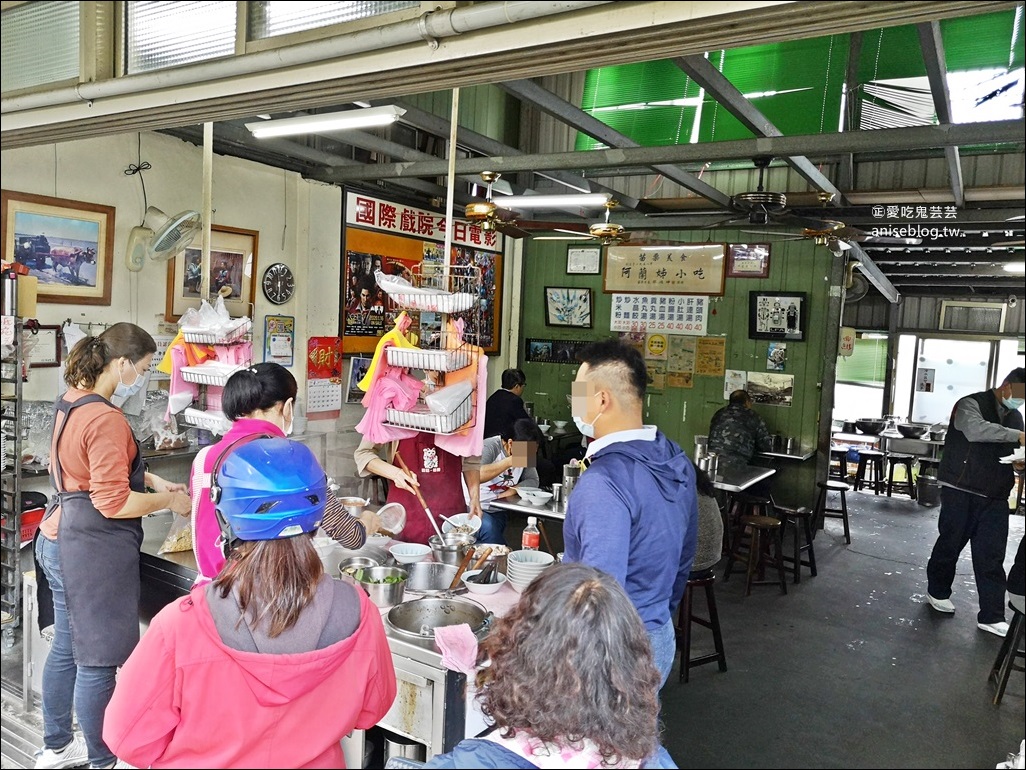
[{"xmin": 158, "ymin": 514, "xmax": 193, "ymax": 554}]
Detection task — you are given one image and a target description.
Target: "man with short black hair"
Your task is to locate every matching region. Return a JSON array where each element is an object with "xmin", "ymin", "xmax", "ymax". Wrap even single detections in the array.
[
  {"xmin": 926, "ymin": 367, "xmax": 1026, "ymax": 637},
  {"xmin": 483, "ymin": 368, "xmax": 530, "ymax": 439},
  {"xmin": 708, "ymin": 389, "xmax": 773, "ymax": 469},
  {"xmin": 563, "ymin": 339, "xmax": 698, "ymax": 687}
]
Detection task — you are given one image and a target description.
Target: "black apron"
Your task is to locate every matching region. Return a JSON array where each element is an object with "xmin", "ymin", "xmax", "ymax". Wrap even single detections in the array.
[{"xmin": 37, "ymin": 393, "xmax": 145, "ymax": 666}]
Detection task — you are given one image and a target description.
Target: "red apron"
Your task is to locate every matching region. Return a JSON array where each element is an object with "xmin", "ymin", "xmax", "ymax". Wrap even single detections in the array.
[{"xmin": 388, "ymin": 433, "xmax": 466, "ymax": 545}]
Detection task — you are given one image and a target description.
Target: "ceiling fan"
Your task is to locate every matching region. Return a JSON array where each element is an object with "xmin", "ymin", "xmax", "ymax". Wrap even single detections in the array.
[
  {"xmin": 548, "ymin": 200, "xmax": 632, "ymax": 245},
  {"xmin": 463, "ymin": 172, "xmax": 530, "ymax": 237},
  {"xmin": 742, "ymin": 220, "xmax": 923, "ymax": 256}
]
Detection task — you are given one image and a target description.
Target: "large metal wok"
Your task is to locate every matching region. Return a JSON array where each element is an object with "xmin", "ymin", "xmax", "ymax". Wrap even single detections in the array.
[{"xmin": 386, "ymin": 596, "xmax": 491, "ymax": 640}]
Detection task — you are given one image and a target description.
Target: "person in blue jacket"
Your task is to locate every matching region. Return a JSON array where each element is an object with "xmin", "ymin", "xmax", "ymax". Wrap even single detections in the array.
[
  {"xmin": 424, "ymin": 563, "xmax": 677, "ymax": 769},
  {"xmin": 563, "ymin": 339, "xmax": 698, "ymax": 687}
]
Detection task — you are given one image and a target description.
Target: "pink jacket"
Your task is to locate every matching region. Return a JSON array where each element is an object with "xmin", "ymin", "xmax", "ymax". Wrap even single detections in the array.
[{"xmin": 103, "ymin": 583, "xmax": 397, "ymax": 769}]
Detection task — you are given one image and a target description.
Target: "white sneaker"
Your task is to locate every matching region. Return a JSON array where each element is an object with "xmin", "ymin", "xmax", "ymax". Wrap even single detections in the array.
[
  {"xmin": 978, "ymin": 621, "xmax": 1009, "ymax": 637},
  {"xmin": 927, "ymin": 593, "xmax": 955, "ymax": 613},
  {"xmin": 34, "ymin": 735, "xmax": 88, "ymax": 769}
]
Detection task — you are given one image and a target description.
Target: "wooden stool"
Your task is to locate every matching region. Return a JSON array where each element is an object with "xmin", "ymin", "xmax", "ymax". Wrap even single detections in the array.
[
  {"xmin": 676, "ymin": 570, "xmax": 727, "ymax": 683},
  {"xmin": 723, "ymin": 515, "xmax": 787, "ymax": 596},
  {"xmin": 886, "ymin": 454, "xmax": 917, "ymax": 499},
  {"xmin": 775, "ymin": 505, "xmax": 817, "ymax": 583},
  {"xmin": 918, "ymin": 458, "xmax": 940, "ymax": 478},
  {"xmin": 854, "ymin": 449, "xmax": 885, "ymax": 494},
  {"xmin": 829, "ymin": 448, "xmax": 849, "ymax": 481},
  {"xmin": 814, "ymin": 480, "xmax": 851, "ymax": 544},
  {"xmin": 989, "ymin": 607, "xmax": 1025, "ymax": 705},
  {"xmin": 359, "ymin": 474, "xmax": 389, "ymax": 505},
  {"xmin": 724, "ymin": 493, "xmax": 775, "ymax": 553}
]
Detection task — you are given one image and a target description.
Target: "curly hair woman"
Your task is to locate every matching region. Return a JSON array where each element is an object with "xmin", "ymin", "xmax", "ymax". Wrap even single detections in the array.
[{"xmin": 425, "ymin": 562, "xmax": 677, "ymax": 769}]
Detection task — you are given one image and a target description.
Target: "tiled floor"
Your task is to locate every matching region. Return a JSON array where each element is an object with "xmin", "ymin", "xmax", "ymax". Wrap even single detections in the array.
[{"xmin": 2, "ymin": 489, "xmax": 1023, "ymax": 768}]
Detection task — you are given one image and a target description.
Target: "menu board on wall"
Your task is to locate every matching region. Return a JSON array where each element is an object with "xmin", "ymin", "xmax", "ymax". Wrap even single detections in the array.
[
  {"xmin": 695, "ymin": 337, "xmax": 726, "ymax": 376},
  {"xmin": 604, "ymin": 244, "xmax": 725, "ymax": 295},
  {"xmin": 609, "ymin": 293, "xmax": 709, "ymax": 335}
]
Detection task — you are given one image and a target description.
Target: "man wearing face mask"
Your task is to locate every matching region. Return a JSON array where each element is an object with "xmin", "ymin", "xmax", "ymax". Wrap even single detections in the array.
[
  {"xmin": 926, "ymin": 367, "xmax": 1026, "ymax": 637},
  {"xmin": 188, "ymin": 363, "xmax": 379, "ymax": 583},
  {"xmin": 563, "ymin": 339, "xmax": 698, "ymax": 687}
]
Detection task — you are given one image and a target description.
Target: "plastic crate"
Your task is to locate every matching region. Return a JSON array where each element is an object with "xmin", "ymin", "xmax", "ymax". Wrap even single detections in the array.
[{"xmin": 384, "ymin": 392, "xmax": 473, "ymax": 435}]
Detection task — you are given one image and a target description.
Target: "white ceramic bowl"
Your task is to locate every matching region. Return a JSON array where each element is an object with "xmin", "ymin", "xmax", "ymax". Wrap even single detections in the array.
[
  {"xmin": 389, "ymin": 542, "xmax": 431, "ymax": 564},
  {"xmin": 365, "ymin": 532, "xmax": 391, "ymax": 548},
  {"xmin": 517, "ymin": 488, "xmax": 553, "ymax": 506},
  {"xmin": 462, "ymin": 569, "xmax": 508, "ymax": 595},
  {"xmin": 552, "ymin": 420, "xmax": 569, "ymax": 431},
  {"xmin": 442, "ymin": 513, "xmax": 483, "ymax": 536},
  {"xmin": 509, "ymin": 549, "xmax": 556, "ymax": 567},
  {"xmin": 537, "ymin": 423, "xmax": 551, "ymax": 435}
]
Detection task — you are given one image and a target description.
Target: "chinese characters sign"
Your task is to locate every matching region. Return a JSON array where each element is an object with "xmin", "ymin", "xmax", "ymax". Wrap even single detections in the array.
[
  {"xmin": 610, "ymin": 293, "xmax": 709, "ymax": 335},
  {"xmin": 345, "ymin": 191, "xmax": 502, "ymax": 252},
  {"xmin": 604, "ymin": 244, "xmax": 725, "ymax": 295},
  {"xmin": 307, "ymin": 336, "xmax": 342, "ymax": 416}
]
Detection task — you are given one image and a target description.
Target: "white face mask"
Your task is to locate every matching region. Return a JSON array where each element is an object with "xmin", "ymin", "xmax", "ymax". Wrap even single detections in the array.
[
  {"xmin": 1002, "ymin": 396, "xmax": 1025, "ymax": 410},
  {"xmin": 114, "ymin": 360, "xmax": 145, "ymax": 401},
  {"xmin": 573, "ymin": 412, "xmax": 601, "ymax": 439},
  {"xmin": 281, "ymin": 399, "xmax": 294, "ymax": 436}
]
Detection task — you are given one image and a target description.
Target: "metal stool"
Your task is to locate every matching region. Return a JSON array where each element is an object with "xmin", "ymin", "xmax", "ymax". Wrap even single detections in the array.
[
  {"xmin": 676, "ymin": 570, "xmax": 727, "ymax": 683},
  {"xmin": 724, "ymin": 515, "xmax": 787, "ymax": 596},
  {"xmin": 775, "ymin": 505, "xmax": 817, "ymax": 583},
  {"xmin": 886, "ymin": 454, "xmax": 917, "ymax": 499},
  {"xmin": 854, "ymin": 449, "xmax": 885, "ymax": 494},
  {"xmin": 813, "ymin": 480, "xmax": 851, "ymax": 544},
  {"xmin": 989, "ymin": 606, "xmax": 1025, "ymax": 705}
]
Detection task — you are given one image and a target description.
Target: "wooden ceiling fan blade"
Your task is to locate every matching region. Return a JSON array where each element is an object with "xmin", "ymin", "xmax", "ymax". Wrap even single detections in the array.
[
  {"xmin": 774, "ymin": 212, "xmax": 844, "ymax": 230},
  {"xmin": 741, "ymin": 229, "xmax": 804, "ymax": 241},
  {"xmin": 989, "ymin": 240, "xmax": 1023, "ymax": 248},
  {"xmin": 496, "ymin": 223, "xmax": 531, "ymax": 238},
  {"xmin": 702, "ymin": 214, "xmax": 748, "ymax": 228}
]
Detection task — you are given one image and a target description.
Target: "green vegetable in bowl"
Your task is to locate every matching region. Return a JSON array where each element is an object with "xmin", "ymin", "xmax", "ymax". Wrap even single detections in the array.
[{"xmin": 352, "ymin": 568, "xmax": 405, "ymax": 584}]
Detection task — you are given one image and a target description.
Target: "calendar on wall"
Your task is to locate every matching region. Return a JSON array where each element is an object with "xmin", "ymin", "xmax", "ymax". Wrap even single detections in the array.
[
  {"xmin": 609, "ymin": 293, "xmax": 709, "ymax": 335},
  {"xmin": 306, "ymin": 336, "xmax": 342, "ymax": 417}
]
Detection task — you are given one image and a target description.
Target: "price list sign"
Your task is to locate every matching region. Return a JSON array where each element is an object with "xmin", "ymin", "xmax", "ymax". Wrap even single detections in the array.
[{"xmin": 609, "ymin": 294, "xmax": 709, "ymax": 335}]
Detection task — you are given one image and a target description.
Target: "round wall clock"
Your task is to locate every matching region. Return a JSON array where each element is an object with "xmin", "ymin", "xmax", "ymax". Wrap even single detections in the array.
[{"xmin": 262, "ymin": 262, "xmax": 295, "ymax": 305}]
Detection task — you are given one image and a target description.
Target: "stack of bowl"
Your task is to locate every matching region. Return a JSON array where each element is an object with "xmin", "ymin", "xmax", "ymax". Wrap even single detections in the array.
[{"xmin": 506, "ymin": 549, "xmax": 555, "ymax": 592}]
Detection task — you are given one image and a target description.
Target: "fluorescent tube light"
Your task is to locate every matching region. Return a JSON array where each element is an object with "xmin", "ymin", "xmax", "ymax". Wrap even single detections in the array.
[
  {"xmin": 495, "ymin": 193, "xmax": 611, "ymax": 209},
  {"xmin": 534, "ymin": 236, "xmax": 593, "ymax": 240},
  {"xmin": 245, "ymin": 106, "xmax": 405, "ymax": 138},
  {"xmin": 1003, "ymin": 261, "xmax": 1025, "ymax": 274}
]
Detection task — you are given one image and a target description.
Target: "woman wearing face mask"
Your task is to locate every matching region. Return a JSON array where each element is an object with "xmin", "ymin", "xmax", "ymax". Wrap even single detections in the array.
[
  {"xmin": 189, "ymin": 362, "xmax": 378, "ymax": 583},
  {"xmin": 33, "ymin": 323, "xmax": 192, "ymax": 770}
]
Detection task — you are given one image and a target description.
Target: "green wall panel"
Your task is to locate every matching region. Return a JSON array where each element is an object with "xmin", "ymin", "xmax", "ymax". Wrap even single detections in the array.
[{"xmin": 519, "ymin": 233, "xmax": 837, "ymax": 506}]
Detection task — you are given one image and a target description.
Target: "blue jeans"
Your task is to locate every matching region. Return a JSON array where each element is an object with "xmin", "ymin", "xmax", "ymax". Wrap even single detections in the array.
[
  {"xmin": 476, "ymin": 510, "xmax": 508, "ymax": 545},
  {"xmin": 35, "ymin": 535, "xmax": 117, "ymax": 767},
  {"xmin": 648, "ymin": 620, "xmax": 676, "ymax": 688}
]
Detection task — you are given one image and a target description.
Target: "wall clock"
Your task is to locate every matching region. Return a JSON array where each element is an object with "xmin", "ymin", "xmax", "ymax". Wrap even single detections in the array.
[{"xmin": 262, "ymin": 262, "xmax": 295, "ymax": 305}]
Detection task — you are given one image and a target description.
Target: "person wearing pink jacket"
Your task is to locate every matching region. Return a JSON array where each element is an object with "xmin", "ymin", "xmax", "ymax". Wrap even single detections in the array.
[{"xmin": 103, "ymin": 437, "xmax": 396, "ymax": 768}]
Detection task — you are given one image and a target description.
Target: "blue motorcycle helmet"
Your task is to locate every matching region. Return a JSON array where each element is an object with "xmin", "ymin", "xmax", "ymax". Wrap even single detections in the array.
[{"xmin": 211, "ymin": 436, "xmax": 326, "ymax": 551}]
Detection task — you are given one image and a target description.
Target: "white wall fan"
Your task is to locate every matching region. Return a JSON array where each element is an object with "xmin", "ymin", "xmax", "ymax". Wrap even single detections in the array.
[
  {"xmin": 125, "ymin": 206, "xmax": 202, "ymax": 272},
  {"xmin": 843, "ymin": 258, "xmax": 871, "ymax": 302}
]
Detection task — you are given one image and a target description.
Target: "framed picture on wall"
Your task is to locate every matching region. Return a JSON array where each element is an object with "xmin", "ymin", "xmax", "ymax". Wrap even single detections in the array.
[
  {"xmin": 566, "ymin": 245, "xmax": 602, "ymax": 274},
  {"xmin": 545, "ymin": 287, "xmax": 593, "ymax": 328},
  {"xmin": 166, "ymin": 224, "xmax": 258, "ymax": 321},
  {"xmin": 2, "ymin": 190, "xmax": 116, "ymax": 306},
  {"xmin": 748, "ymin": 291, "xmax": 808, "ymax": 341},
  {"xmin": 727, "ymin": 243, "xmax": 771, "ymax": 278}
]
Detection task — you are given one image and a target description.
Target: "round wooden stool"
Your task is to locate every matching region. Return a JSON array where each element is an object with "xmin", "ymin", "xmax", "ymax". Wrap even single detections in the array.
[
  {"xmin": 675, "ymin": 570, "xmax": 727, "ymax": 683},
  {"xmin": 854, "ymin": 449, "xmax": 885, "ymax": 494},
  {"xmin": 775, "ymin": 505, "xmax": 817, "ymax": 583},
  {"xmin": 814, "ymin": 480, "xmax": 851, "ymax": 544},
  {"xmin": 723, "ymin": 515, "xmax": 787, "ymax": 596},
  {"xmin": 886, "ymin": 454, "xmax": 917, "ymax": 499}
]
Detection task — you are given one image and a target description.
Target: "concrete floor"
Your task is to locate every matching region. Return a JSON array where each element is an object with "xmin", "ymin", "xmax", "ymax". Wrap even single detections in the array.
[{"xmin": 2, "ymin": 488, "xmax": 1023, "ymax": 768}]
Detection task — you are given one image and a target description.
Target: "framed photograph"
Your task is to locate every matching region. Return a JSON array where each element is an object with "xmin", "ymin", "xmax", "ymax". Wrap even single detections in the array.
[
  {"xmin": 749, "ymin": 291, "xmax": 808, "ymax": 341},
  {"xmin": 727, "ymin": 243, "xmax": 771, "ymax": 278},
  {"xmin": 345, "ymin": 356, "xmax": 372, "ymax": 403},
  {"xmin": 545, "ymin": 287, "xmax": 593, "ymax": 328},
  {"xmin": 2, "ymin": 190, "xmax": 115, "ymax": 305},
  {"xmin": 566, "ymin": 245, "xmax": 602, "ymax": 275},
  {"xmin": 165, "ymin": 224, "xmax": 258, "ymax": 321},
  {"xmin": 526, "ymin": 338, "xmax": 555, "ymax": 363},
  {"xmin": 26, "ymin": 324, "xmax": 62, "ymax": 367}
]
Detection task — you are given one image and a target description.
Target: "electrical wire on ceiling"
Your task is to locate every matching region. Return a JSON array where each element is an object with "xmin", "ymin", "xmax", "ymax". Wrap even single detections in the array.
[{"xmin": 123, "ymin": 133, "xmax": 152, "ymax": 325}]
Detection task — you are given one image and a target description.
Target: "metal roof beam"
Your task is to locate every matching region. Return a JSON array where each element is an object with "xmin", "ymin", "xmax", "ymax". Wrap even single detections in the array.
[
  {"xmin": 371, "ymin": 98, "xmax": 645, "ymax": 212},
  {"xmin": 673, "ymin": 54, "xmax": 843, "ymax": 203},
  {"xmin": 877, "ymin": 265, "xmax": 1019, "ymax": 276},
  {"xmin": 917, "ymin": 21, "xmax": 965, "ymax": 208},
  {"xmin": 495, "ymin": 78, "xmax": 733, "ymax": 210},
  {"xmin": 838, "ymin": 31, "xmax": 864, "ymax": 191},
  {"xmin": 849, "ymin": 242, "xmax": 900, "ymax": 303},
  {"xmin": 319, "ymin": 119, "xmax": 1024, "ymax": 182}
]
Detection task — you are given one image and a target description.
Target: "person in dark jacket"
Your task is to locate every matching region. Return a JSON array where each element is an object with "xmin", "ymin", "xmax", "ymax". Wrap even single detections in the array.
[
  {"xmin": 926, "ymin": 367, "xmax": 1025, "ymax": 637},
  {"xmin": 423, "ymin": 563, "xmax": 677, "ymax": 769},
  {"xmin": 707, "ymin": 389, "xmax": 773, "ymax": 469},
  {"xmin": 563, "ymin": 339, "xmax": 697, "ymax": 687},
  {"xmin": 482, "ymin": 368, "xmax": 530, "ymax": 439}
]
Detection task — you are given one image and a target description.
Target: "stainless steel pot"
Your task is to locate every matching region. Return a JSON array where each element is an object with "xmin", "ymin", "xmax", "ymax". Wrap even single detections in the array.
[
  {"xmin": 386, "ymin": 596, "xmax": 491, "ymax": 639},
  {"xmin": 404, "ymin": 561, "xmax": 460, "ymax": 594}
]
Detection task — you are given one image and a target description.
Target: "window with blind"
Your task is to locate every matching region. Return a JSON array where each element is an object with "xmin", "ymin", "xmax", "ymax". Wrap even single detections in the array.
[
  {"xmin": 1, "ymin": 1, "xmax": 79, "ymax": 94},
  {"xmin": 249, "ymin": 1, "xmax": 419, "ymax": 40},
  {"xmin": 836, "ymin": 335, "xmax": 889, "ymax": 387},
  {"xmin": 126, "ymin": 1, "xmax": 237, "ymax": 74}
]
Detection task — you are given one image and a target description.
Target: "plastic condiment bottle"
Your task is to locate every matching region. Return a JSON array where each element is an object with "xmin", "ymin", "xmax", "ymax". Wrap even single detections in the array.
[{"xmin": 522, "ymin": 516, "xmax": 540, "ymax": 550}]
